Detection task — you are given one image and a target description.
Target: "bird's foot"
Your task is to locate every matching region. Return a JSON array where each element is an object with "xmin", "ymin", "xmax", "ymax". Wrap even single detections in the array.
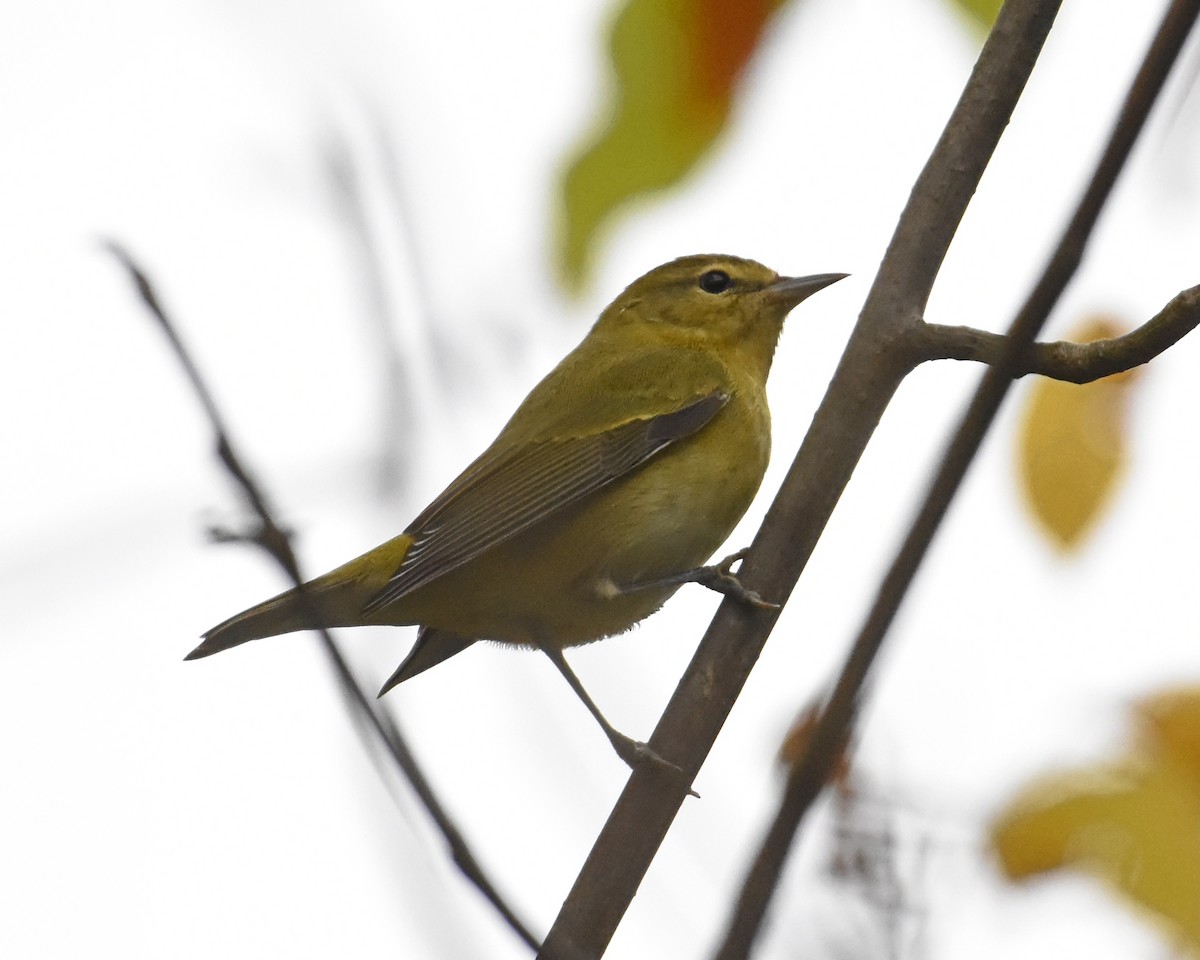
[
  {"xmin": 609, "ymin": 733, "xmax": 699, "ymax": 798},
  {"xmin": 690, "ymin": 549, "xmax": 779, "ymax": 610}
]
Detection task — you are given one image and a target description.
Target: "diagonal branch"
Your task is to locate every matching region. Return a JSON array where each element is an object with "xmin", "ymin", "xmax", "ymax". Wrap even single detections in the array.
[
  {"xmin": 105, "ymin": 241, "xmax": 542, "ymax": 954},
  {"xmin": 537, "ymin": 1, "xmax": 1063, "ymax": 958},
  {"xmin": 715, "ymin": 2, "xmax": 1200, "ymax": 958},
  {"xmin": 917, "ymin": 283, "xmax": 1200, "ymax": 381}
]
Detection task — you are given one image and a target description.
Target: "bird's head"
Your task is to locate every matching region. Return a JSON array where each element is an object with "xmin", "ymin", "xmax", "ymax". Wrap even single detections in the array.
[{"xmin": 597, "ymin": 254, "xmax": 846, "ymax": 379}]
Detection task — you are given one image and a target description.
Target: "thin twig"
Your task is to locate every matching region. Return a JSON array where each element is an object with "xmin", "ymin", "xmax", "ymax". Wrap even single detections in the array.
[
  {"xmin": 537, "ymin": 2, "xmax": 1063, "ymax": 958},
  {"xmin": 320, "ymin": 109, "xmax": 433, "ymax": 498},
  {"xmin": 918, "ymin": 284, "xmax": 1200, "ymax": 380},
  {"xmin": 715, "ymin": 2, "xmax": 1200, "ymax": 957},
  {"xmin": 106, "ymin": 241, "xmax": 541, "ymax": 953}
]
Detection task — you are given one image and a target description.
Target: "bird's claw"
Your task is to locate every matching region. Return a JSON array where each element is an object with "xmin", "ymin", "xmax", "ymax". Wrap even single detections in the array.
[
  {"xmin": 611, "ymin": 734, "xmax": 699, "ymax": 798},
  {"xmin": 696, "ymin": 549, "xmax": 780, "ymax": 610}
]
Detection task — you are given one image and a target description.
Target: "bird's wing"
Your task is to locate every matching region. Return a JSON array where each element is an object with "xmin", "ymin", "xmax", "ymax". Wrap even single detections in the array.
[{"xmin": 361, "ymin": 391, "xmax": 727, "ymax": 614}]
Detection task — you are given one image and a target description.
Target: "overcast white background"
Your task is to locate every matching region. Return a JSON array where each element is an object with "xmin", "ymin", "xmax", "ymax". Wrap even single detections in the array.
[{"xmin": 4, "ymin": 1, "xmax": 1200, "ymax": 957}]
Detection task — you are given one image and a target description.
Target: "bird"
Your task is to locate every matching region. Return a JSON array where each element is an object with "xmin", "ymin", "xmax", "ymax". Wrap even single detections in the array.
[{"xmin": 191, "ymin": 254, "xmax": 846, "ymax": 769}]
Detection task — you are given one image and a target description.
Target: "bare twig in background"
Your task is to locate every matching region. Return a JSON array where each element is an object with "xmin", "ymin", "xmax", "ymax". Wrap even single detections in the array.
[
  {"xmin": 538, "ymin": 2, "xmax": 1064, "ymax": 958},
  {"xmin": 323, "ymin": 121, "xmax": 415, "ymax": 498},
  {"xmin": 105, "ymin": 241, "xmax": 541, "ymax": 953},
  {"xmin": 716, "ymin": 2, "xmax": 1200, "ymax": 957},
  {"xmin": 825, "ymin": 778, "xmax": 930, "ymax": 960},
  {"xmin": 321, "ymin": 99, "xmax": 441, "ymax": 498}
]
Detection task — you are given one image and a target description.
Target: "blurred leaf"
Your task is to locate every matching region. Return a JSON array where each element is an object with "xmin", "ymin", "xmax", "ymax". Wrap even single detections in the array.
[
  {"xmin": 949, "ymin": 0, "xmax": 1003, "ymax": 33},
  {"xmin": 1138, "ymin": 689, "xmax": 1200, "ymax": 786},
  {"xmin": 778, "ymin": 701, "xmax": 851, "ymax": 787},
  {"xmin": 991, "ymin": 687, "xmax": 1200, "ymax": 953},
  {"xmin": 557, "ymin": 0, "xmax": 792, "ymax": 292},
  {"xmin": 1017, "ymin": 315, "xmax": 1139, "ymax": 551}
]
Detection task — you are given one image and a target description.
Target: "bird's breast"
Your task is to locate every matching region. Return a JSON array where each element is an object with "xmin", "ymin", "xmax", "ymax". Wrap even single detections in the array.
[{"xmin": 593, "ymin": 389, "xmax": 769, "ymax": 581}]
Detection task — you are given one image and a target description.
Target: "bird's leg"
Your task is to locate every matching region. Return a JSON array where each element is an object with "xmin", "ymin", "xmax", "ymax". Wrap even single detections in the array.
[
  {"xmin": 540, "ymin": 645, "xmax": 688, "ymax": 781},
  {"xmin": 616, "ymin": 548, "xmax": 779, "ymax": 610}
]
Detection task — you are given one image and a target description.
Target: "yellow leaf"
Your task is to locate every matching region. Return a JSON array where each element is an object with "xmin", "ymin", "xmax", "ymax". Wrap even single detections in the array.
[
  {"xmin": 947, "ymin": 0, "xmax": 1004, "ymax": 33},
  {"xmin": 1016, "ymin": 315, "xmax": 1137, "ymax": 551},
  {"xmin": 991, "ymin": 688, "xmax": 1200, "ymax": 953},
  {"xmin": 556, "ymin": 0, "xmax": 791, "ymax": 293},
  {"xmin": 1138, "ymin": 688, "xmax": 1200, "ymax": 787}
]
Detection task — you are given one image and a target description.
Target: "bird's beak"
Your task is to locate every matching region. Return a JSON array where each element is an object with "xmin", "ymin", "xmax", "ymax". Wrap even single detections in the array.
[{"xmin": 765, "ymin": 272, "xmax": 849, "ymax": 309}]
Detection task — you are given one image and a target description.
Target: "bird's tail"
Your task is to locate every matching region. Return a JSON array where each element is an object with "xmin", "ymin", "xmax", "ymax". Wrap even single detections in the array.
[
  {"xmin": 378, "ymin": 627, "xmax": 476, "ymax": 695},
  {"xmin": 188, "ymin": 533, "xmax": 414, "ymax": 659}
]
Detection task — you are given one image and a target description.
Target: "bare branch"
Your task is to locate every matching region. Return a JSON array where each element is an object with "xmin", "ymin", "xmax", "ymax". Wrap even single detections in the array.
[
  {"xmin": 715, "ymin": 2, "xmax": 1200, "ymax": 958},
  {"xmin": 917, "ymin": 284, "xmax": 1200, "ymax": 381},
  {"xmin": 106, "ymin": 241, "xmax": 542, "ymax": 954},
  {"xmin": 538, "ymin": 2, "xmax": 1063, "ymax": 958}
]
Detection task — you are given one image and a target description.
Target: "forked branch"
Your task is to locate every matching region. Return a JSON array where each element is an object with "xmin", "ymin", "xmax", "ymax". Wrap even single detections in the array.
[{"xmin": 715, "ymin": 2, "xmax": 1200, "ymax": 958}]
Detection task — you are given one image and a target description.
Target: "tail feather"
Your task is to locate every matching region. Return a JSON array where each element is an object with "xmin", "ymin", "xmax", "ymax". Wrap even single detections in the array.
[
  {"xmin": 378, "ymin": 627, "xmax": 476, "ymax": 695},
  {"xmin": 188, "ymin": 585, "xmax": 323, "ymax": 659},
  {"xmin": 189, "ymin": 533, "xmax": 414, "ymax": 660}
]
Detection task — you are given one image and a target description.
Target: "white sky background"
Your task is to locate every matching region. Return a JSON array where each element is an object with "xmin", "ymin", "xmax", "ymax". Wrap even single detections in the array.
[{"xmin": 4, "ymin": 0, "xmax": 1200, "ymax": 957}]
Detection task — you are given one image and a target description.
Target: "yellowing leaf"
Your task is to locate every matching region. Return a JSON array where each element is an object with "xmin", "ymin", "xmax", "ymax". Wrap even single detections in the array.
[
  {"xmin": 557, "ymin": 0, "xmax": 791, "ymax": 292},
  {"xmin": 1017, "ymin": 315, "xmax": 1138, "ymax": 551},
  {"xmin": 991, "ymin": 687, "xmax": 1200, "ymax": 954},
  {"xmin": 948, "ymin": 0, "xmax": 1003, "ymax": 33},
  {"xmin": 994, "ymin": 762, "xmax": 1200, "ymax": 950},
  {"xmin": 1137, "ymin": 689, "xmax": 1200, "ymax": 787}
]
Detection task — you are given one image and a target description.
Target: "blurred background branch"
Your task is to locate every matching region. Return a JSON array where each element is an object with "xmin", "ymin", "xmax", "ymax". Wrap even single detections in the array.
[{"xmin": 106, "ymin": 241, "xmax": 541, "ymax": 953}]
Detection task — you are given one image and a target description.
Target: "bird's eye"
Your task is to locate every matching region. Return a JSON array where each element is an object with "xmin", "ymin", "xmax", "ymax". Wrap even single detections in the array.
[{"xmin": 698, "ymin": 269, "xmax": 732, "ymax": 294}]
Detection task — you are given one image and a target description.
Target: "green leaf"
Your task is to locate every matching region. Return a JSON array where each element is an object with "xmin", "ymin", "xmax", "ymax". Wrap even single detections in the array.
[
  {"xmin": 556, "ymin": 0, "xmax": 791, "ymax": 293},
  {"xmin": 949, "ymin": 0, "xmax": 1003, "ymax": 32}
]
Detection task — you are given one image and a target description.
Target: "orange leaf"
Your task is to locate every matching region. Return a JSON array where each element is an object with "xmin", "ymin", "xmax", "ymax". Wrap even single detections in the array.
[
  {"xmin": 1016, "ymin": 315, "xmax": 1138, "ymax": 551},
  {"xmin": 556, "ymin": 0, "xmax": 791, "ymax": 292},
  {"xmin": 778, "ymin": 702, "xmax": 851, "ymax": 787}
]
